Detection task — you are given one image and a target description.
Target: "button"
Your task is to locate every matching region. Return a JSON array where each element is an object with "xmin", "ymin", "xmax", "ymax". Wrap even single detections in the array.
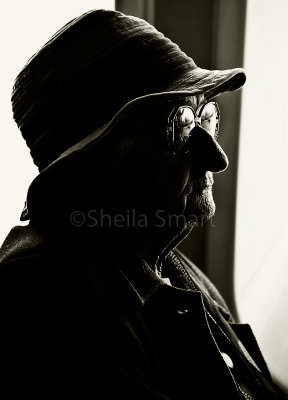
[
  {"xmin": 221, "ymin": 352, "xmax": 234, "ymax": 369},
  {"xmin": 162, "ymin": 277, "xmax": 171, "ymax": 286},
  {"xmin": 177, "ymin": 309, "xmax": 189, "ymax": 315}
]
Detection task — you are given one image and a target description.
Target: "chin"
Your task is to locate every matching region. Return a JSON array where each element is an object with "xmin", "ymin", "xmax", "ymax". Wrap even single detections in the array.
[{"xmin": 184, "ymin": 189, "xmax": 216, "ymax": 225}]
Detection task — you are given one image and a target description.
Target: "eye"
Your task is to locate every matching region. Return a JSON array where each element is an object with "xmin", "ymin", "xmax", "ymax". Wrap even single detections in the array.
[
  {"xmin": 199, "ymin": 102, "xmax": 219, "ymax": 138},
  {"xmin": 175, "ymin": 107, "xmax": 195, "ymax": 142},
  {"xmin": 167, "ymin": 106, "xmax": 197, "ymax": 154}
]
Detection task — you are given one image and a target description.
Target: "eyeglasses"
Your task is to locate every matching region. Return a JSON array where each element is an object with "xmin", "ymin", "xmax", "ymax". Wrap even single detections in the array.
[{"xmin": 166, "ymin": 101, "xmax": 220, "ymax": 154}]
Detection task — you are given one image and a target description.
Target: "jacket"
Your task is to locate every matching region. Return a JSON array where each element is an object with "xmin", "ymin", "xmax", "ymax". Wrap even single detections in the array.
[{"xmin": 0, "ymin": 224, "xmax": 286, "ymax": 399}]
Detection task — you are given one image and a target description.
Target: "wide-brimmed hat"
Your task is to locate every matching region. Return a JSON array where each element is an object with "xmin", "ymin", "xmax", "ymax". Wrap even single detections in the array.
[{"xmin": 11, "ymin": 9, "xmax": 246, "ymax": 221}]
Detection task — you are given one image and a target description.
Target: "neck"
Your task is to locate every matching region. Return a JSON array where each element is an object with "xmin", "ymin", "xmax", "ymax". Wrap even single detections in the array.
[
  {"xmin": 118, "ymin": 221, "xmax": 195, "ymax": 272},
  {"xmin": 30, "ymin": 214, "xmax": 194, "ymax": 275}
]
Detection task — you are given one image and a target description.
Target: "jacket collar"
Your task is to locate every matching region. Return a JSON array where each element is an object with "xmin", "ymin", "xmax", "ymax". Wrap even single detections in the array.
[{"xmin": 0, "ymin": 224, "xmax": 198, "ymax": 309}]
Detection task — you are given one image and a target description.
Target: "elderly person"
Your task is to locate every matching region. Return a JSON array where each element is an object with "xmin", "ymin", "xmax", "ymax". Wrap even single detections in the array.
[{"xmin": 0, "ymin": 9, "xmax": 286, "ymax": 400}]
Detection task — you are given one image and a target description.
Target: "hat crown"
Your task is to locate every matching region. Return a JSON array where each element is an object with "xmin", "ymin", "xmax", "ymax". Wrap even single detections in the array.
[{"xmin": 12, "ymin": 9, "xmax": 196, "ymax": 170}]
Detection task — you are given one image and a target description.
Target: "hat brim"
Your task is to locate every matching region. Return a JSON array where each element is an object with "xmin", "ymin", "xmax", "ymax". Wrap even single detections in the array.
[{"xmin": 21, "ymin": 67, "xmax": 245, "ymax": 221}]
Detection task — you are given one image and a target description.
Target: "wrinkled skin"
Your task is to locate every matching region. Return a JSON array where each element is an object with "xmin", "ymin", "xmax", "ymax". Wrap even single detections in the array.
[{"xmin": 80, "ymin": 95, "xmax": 228, "ymax": 266}]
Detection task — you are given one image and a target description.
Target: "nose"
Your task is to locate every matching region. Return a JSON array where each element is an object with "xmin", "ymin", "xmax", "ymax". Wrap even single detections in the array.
[{"xmin": 186, "ymin": 126, "xmax": 229, "ymax": 173}]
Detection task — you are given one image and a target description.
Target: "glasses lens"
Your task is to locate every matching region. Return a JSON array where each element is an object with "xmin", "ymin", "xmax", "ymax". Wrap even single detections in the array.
[
  {"xmin": 167, "ymin": 102, "xmax": 220, "ymax": 154},
  {"xmin": 199, "ymin": 102, "xmax": 219, "ymax": 137},
  {"xmin": 173, "ymin": 107, "xmax": 195, "ymax": 151}
]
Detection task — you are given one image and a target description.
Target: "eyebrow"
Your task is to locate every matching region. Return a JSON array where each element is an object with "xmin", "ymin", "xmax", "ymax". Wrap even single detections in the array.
[{"xmin": 180, "ymin": 94, "xmax": 206, "ymax": 110}]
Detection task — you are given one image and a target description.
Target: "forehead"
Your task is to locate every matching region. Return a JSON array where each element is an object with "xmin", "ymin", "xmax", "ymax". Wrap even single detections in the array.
[
  {"xmin": 114, "ymin": 93, "xmax": 208, "ymax": 134},
  {"xmin": 178, "ymin": 94, "xmax": 206, "ymax": 110}
]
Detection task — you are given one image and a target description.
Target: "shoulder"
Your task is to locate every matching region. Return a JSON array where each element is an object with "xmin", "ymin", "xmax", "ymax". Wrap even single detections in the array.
[
  {"xmin": 0, "ymin": 225, "xmax": 86, "ymax": 298},
  {"xmin": 0, "ymin": 255, "xmax": 70, "ymax": 316},
  {"xmin": 0, "ymin": 253, "xmax": 50, "ymax": 287}
]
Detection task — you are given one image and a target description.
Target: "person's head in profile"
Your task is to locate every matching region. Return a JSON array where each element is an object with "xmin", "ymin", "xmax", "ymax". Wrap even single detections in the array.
[{"xmin": 11, "ymin": 9, "xmax": 245, "ymax": 260}]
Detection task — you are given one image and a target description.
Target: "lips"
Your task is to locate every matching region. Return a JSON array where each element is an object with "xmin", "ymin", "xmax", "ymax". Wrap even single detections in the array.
[
  {"xmin": 180, "ymin": 171, "xmax": 214, "ymax": 199},
  {"xmin": 205, "ymin": 173, "xmax": 214, "ymax": 187},
  {"xmin": 190, "ymin": 172, "xmax": 214, "ymax": 194}
]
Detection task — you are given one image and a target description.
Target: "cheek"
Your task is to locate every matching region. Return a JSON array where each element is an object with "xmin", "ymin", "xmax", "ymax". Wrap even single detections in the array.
[
  {"xmin": 150, "ymin": 156, "xmax": 192, "ymax": 211},
  {"xmin": 107, "ymin": 136, "xmax": 192, "ymax": 210},
  {"xmin": 107, "ymin": 142, "xmax": 163, "ymax": 207},
  {"xmin": 164, "ymin": 156, "xmax": 191, "ymax": 196}
]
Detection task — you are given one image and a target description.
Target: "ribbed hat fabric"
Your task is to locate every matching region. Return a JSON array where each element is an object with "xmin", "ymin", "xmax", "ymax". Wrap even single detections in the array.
[{"xmin": 12, "ymin": 9, "xmax": 201, "ymax": 170}]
